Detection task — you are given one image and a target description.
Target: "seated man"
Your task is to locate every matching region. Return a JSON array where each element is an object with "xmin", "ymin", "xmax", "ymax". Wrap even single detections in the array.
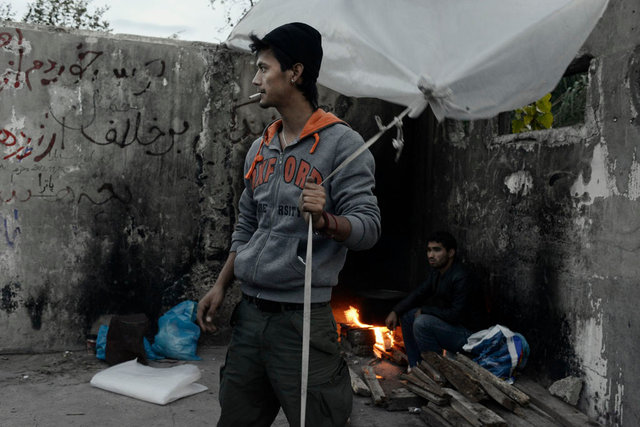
[{"xmin": 385, "ymin": 231, "xmax": 485, "ymax": 368}]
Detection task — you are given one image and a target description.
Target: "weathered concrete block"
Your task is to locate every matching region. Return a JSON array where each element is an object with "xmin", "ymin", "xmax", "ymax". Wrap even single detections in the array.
[
  {"xmin": 0, "ymin": 22, "xmax": 227, "ymax": 352},
  {"xmin": 549, "ymin": 376, "xmax": 583, "ymax": 406}
]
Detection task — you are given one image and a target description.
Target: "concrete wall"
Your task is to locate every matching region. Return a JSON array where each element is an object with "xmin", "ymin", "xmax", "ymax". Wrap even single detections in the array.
[
  {"xmin": 430, "ymin": 1, "xmax": 638, "ymax": 424},
  {"xmin": 0, "ymin": 22, "xmax": 244, "ymax": 351}
]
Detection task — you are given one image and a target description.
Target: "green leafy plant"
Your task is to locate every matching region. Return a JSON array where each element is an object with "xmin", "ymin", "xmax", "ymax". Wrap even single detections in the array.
[
  {"xmin": 512, "ymin": 93, "xmax": 553, "ymax": 133},
  {"xmin": 551, "ymin": 73, "xmax": 588, "ymax": 128},
  {"xmin": 1, "ymin": 0, "xmax": 112, "ymax": 31}
]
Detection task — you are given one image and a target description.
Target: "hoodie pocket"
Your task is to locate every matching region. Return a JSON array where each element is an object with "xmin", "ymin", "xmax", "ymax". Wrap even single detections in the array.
[
  {"xmin": 235, "ymin": 230, "xmax": 347, "ymax": 288},
  {"xmin": 234, "ymin": 231, "xmax": 305, "ymax": 287},
  {"xmin": 290, "ymin": 236, "xmax": 347, "ymax": 287},
  {"xmin": 233, "ymin": 229, "xmax": 268, "ymax": 283}
]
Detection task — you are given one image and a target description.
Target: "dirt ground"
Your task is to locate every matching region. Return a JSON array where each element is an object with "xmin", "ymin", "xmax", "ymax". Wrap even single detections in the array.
[{"xmin": 0, "ymin": 346, "xmax": 426, "ymax": 427}]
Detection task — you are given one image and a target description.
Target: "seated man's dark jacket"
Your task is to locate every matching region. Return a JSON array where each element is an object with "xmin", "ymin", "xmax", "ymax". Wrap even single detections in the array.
[{"xmin": 392, "ymin": 261, "xmax": 484, "ymax": 331}]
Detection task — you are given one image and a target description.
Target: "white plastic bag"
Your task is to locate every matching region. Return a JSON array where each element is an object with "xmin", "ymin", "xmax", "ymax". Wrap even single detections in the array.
[
  {"xmin": 90, "ymin": 359, "xmax": 208, "ymax": 405},
  {"xmin": 227, "ymin": 0, "xmax": 608, "ymax": 120}
]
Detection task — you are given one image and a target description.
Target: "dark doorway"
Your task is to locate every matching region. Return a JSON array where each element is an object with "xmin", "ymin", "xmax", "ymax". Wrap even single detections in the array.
[{"xmin": 335, "ymin": 105, "xmax": 436, "ymax": 323}]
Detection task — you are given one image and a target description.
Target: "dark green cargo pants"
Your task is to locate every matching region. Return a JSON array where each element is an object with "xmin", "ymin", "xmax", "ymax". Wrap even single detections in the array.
[{"xmin": 218, "ymin": 298, "xmax": 352, "ymax": 427}]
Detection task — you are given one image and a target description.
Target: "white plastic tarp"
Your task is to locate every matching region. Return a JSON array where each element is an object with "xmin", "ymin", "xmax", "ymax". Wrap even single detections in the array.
[
  {"xmin": 90, "ymin": 359, "xmax": 208, "ymax": 405},
  {"xmin": 226, "ymin": 0, "xmax": 608, "ymax": 120}
]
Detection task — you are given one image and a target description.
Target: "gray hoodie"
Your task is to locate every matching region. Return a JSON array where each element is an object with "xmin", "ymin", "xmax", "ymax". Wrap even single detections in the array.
[{"xmin": 230, "ymin": 109, "xmax": 381, "ymax": 303}]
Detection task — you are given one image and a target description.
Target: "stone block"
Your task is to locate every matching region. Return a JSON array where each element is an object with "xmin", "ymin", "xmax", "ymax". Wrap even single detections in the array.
[{"xmin": 548, "ymin": 376, "xmax": 583, "ymax": 406}]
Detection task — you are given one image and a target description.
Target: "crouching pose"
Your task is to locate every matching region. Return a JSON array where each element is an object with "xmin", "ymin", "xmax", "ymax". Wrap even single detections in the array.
[{"xmin": 385, "ymin": 231, "xmax": 485, "ymax": 368}]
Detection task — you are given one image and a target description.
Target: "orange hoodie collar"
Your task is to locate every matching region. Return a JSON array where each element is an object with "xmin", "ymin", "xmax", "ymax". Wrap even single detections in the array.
[
  {"xmin": 262, "ymin": 109, "xmax": 345, "ymax": 146},
  {"xmin": 245, "ymin": 110, "xmax": 346, "ymax": 180}
]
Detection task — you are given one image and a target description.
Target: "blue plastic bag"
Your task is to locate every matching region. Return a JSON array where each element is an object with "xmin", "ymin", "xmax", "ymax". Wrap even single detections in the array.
[
  {"xmin": 151, "ymin": 300, "xmax": 201, "ymax": 360},
  {"xmin": 462, "ymin": 325, "xmax": 529, "ymax": 381},
  {"xmin": 96, "ymin": 325, "xmax": 108, "ymax": 360},
  {"xmin": 144, "ymin": 337, "xmax": 164, "ymax": 360}
]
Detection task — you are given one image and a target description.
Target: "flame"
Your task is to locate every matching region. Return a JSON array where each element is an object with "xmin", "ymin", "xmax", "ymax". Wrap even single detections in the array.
[
  {"xmin": 344, "ymin": 306, "xmax": 394, "ymax": 350},
  {"xmin": 344, "ymin": 306, "xmax": 372, "ymax": 328}
]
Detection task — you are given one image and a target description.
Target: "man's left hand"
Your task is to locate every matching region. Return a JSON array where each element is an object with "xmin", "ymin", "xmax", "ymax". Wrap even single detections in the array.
[
  {"xmin": 385, "ymin": 311, "xmax": 398, "ymax": 330},
  {"xmin": 299, "ymin": 179, "xmax": 326, "ymax": 229}
]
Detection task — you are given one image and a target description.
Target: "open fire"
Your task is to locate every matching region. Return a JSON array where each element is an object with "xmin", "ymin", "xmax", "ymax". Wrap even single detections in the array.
[{"xmin": 343, "ymin": 305, "xmax": 394, "ymax": 352}]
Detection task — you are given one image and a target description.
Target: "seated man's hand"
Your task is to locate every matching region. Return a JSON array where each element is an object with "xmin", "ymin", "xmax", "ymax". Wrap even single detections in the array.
[{"xmin": 385, "ymin": 311, "xmax": 398, "ymax": 330}]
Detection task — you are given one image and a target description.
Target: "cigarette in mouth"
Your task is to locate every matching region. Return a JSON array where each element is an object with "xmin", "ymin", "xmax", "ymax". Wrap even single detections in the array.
[{"xmin": 249, "ymin": 93, "xmax": 261, "ymax": 99}]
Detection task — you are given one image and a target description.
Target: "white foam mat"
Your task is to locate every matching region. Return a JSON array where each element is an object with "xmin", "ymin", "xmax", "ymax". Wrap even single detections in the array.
[{"xmin": 90, "ymin": 359, "xmax": 208, "ymax": 405}]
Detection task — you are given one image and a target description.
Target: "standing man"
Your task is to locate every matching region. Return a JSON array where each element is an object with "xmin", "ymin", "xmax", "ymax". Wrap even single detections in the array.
[
  {"xmin": 197, "ymin": 22, "xmax": 381, "ymax": 427},
  {"xmin": 385, "ymin": 232, "xmax": 485, "ymax": 368}
]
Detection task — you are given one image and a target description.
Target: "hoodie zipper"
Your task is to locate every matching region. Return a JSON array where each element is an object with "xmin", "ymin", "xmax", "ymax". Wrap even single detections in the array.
[{"xmin": 251, "ymin": 141, "xmax": 287, "ymax": 283}]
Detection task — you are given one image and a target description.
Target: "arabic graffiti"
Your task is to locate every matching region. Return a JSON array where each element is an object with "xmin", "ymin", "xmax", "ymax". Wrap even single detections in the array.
[
  {"xmin": 1, "ymin": 27, "xmax": 172, "ymax": 97},
  {"xmin": 78, "ymin": 183, "xmax": 132, "ymax": 205},
  {"xmin": 1, "ymin": 28, "xmax": 192, "ymax": 160},
  {"xmin": 1, "ymin": 107, "xmax": 190, "ymax": 163},
  {"xmin": 0, "ymin": 188, "xmax": 31, "ymax": 204},
  {"xmin": 1, "ymin": 27, "xmax": 196, "ymax": 212},
  {"xmin": 1, "ymin": 182, "xmax": 132, "ymax": 206},
  {"xmin": 1, "ymin": 28, "xmax": 103, "ymax": 93},
  {"xmin": 1, "ymin": 113, "xmax": 60, "ymax": 162},
  {"xmin": 3, "ymin": 209, "xmax": 21, "ymax": 248},
  {"xmin": 113, "ymin": 59, "xmax": 166, "ymax": 96},
  {"xmin": 67, "ymin": 110, "xmax": 190, "ymax": 156}
]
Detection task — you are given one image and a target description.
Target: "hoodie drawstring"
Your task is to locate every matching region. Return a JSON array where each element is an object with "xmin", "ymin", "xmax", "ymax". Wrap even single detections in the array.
[
  {"xmin": 309, "ymin": 133, "xmax": 320, "ymax": 154},
  {"xmin": 244, "ymin": 137, "xmax": 266, "ymax": 180}
]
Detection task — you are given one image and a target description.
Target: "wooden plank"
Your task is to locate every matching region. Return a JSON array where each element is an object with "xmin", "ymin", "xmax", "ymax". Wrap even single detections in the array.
[
  {"xmin": 451, "ymin": 358, "xmax": 518, "ymax": 412},
  {"xmin": 361, "ymin": 366, "xmax": 386, "ymax": 406},
  {"xmin": 419, "ymin": 359, "xmax": 446, "ymax": 385},
  {"xmin": 513, "ymin": 404, "xmax": 559, "ymax": 427},
  {"xmin": 348, "ymin": 366, "xmax": 371, "ymax": 397},
  {"xmin": 484, "ymin": 398, "xmax": 558, "ymax": 427},
  {"xmin": 447, "ymin": 394, "xmax": 483, "ymax": 427},
  {"xmin": 400, "ymin": 372, "xmax": 428, "ymax": 391},
  {"xmin": 404, "ymin": 382, "xmax": 450, "ymax": 406},
  {"xmin": 514, "ymin": 378, "xmax": 599, "ymax": 427},
  {"xmin": 428, "ymin": 402, "xmax": 475, "ymax": 427},
  {"xmin": 487, "ymin": 405, "xmax": 535, "ymax": 427},
  {"xmin": 386, "ymin": 387, "xmax": 425, "ymax": 412},
  {"xmin": 391, "ymin": 347, "xmax": 409, "ymax": 365},
  {"xmin": 482, "ymin": 381, "xmax": 518, "ymax": 412},
  {"xmin": 419, "ymin": 405, "xmax": 453, "ymax": 427},
  {"xmin": 446, "ymin": 355, "xmax": 517, "ymax": 411},
  {"xmin": 423, "ymin": 352, "xmax": 487, "ymax": 402},
  {"xmin": 400, "ymin": 371, "xmax": 447, "ymax": 397},
  {"xmin": 374, "ymin": 345, "xmax": 407, "ymax": 366},
  {"xmin": 412, "ymin": 364, "xmax": 447, "ymax": 396},
  {"xmin": 445, "ymin": 388, "xmax": 507, "ymax": 427},
  {"xmin": 455, "ymin": 353, "xmax": 530, "ymax": 406}
]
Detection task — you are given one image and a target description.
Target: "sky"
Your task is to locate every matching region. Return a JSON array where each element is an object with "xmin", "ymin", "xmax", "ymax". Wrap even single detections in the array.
[{"xmin": 5, "ymin": 0, "xmax": 250, "ymax": 43}]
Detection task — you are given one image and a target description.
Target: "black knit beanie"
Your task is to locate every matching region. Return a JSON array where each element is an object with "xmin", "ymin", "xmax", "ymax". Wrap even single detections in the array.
[{"xmin": 262, "ymin": 22, "xmax": 323, "ymax": 83}]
